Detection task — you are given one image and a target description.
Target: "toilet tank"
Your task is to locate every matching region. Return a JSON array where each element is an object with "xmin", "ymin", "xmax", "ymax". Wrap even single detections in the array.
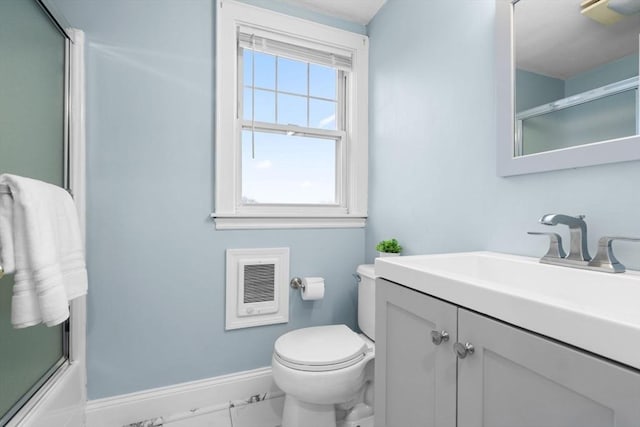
[{"xmin": 357, "ymin": 264, "xmax": 376, "ymax": 341}]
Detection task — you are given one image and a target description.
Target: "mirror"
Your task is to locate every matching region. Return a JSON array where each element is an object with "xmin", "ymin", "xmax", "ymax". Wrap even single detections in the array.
[{"xmin": 496, "ymin": 0, "xmax": 640, "ymax": 176}]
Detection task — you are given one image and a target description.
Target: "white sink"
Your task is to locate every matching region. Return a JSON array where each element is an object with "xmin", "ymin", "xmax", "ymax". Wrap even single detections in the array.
[{"xmin": 375, "ymin": 251, "xmax": 640, "ymax": 370}]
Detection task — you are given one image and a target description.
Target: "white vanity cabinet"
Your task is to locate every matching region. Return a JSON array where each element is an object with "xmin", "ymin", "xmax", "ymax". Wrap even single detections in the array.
[
  {"xmin": 375, "ymin": 278, "xmax": 457, "ymax": 426},
  {"xmin": 375, "ymin": 278, "xmax": 640, "ymax": 427}
]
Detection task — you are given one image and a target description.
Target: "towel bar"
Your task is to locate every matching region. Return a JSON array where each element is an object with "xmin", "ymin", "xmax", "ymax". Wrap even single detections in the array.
[
  {"xmin": 0, "ymin": 183, "xmax": 73, "ymax": 197},
  {"xmin": 0, "ymin": 185, "xmax": 6, "ymax": 278}
]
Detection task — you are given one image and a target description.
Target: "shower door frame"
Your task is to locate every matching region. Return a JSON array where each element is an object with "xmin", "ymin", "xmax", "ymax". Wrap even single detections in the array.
[{"xmin": 4, "ymin": 1, "xmax": 87, "ymax": 426}]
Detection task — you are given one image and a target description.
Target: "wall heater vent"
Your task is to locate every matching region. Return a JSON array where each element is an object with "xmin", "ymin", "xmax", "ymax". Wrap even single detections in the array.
[
  {"xmin": 226, "ymin": 248, "xmax": 289, "ymax": 330},
  {"xmin": 243, "ymin": 264, "xmax": 275, "ymax": 304}
]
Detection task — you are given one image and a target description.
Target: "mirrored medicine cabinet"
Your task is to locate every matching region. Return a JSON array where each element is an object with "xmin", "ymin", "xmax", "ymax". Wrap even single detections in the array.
[{"xmin": 496, "ymin": 0, "xmax": 640, "ymax": 176}]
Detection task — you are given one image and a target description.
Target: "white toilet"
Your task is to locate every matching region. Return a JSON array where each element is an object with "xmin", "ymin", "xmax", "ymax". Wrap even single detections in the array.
[{"xmin": 272, "ymin": 265, "xmax": 376, "ymax": 427}]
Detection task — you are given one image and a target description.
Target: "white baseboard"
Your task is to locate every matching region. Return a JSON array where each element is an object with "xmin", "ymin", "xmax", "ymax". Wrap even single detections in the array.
[{"xmin": 85, "ymin": 367, "xmax": 278, "ymax": 427}]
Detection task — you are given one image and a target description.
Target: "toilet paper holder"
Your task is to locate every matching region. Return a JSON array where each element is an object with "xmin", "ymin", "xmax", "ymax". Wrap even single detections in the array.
[
  {"xmin": 290, "ymin": 277, "xmax": 304, "ymax": 290},
  {"xmin": 290, "ymin": 276, "xmax": 325, "ymax": 301}
]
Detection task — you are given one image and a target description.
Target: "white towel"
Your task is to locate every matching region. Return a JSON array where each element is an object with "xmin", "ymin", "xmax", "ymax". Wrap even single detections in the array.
[
  {"xmin": 0, "ymin": 174, "xmax": 88, "ymax": 328},
  {"xmin": 0, "ymin": 186, "xmax": 15, "ymax": 274}
]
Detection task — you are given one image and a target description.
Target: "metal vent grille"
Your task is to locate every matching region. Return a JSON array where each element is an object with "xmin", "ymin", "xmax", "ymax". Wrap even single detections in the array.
[{"xmin": 243, "ymin": 264, "xmax": 275, "ymax": 303}]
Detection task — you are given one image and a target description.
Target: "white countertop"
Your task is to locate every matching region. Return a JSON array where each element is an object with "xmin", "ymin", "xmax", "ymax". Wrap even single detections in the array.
[{"xmin": 375, "ymin": 251, "xmax": 640, "ymax": 370}]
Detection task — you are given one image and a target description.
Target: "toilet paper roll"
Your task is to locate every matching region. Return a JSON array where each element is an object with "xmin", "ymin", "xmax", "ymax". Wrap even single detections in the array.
[{"xmin": 301, "ymin": 277, "xmax": 325, "ymax": 301}]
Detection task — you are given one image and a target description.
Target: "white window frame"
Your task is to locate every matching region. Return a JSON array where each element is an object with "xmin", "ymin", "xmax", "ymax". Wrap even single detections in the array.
[{"xmin": 213, "ymin": 0, "xmax": 369, "ymax": 229}]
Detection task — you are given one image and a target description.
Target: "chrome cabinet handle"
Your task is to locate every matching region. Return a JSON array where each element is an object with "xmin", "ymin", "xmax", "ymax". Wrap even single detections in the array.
[
  {"xmin": 454, "ymin": 342, "xmax": 475, "ymax": 359},
  {"xmin": 430, "ymin": 330, "xmax": 450, "ymax": 345}
]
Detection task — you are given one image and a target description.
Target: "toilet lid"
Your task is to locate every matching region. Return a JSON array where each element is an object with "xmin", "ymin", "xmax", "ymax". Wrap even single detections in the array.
[{"xmin": 274, "ymin": 325, "xmax": 367, "ymax": 371}]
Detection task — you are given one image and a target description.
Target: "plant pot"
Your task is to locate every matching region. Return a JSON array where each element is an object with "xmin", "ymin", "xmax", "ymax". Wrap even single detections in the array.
[{"xmin": 378, "ymin": 252, "xmax": 400, "ymax": 258}]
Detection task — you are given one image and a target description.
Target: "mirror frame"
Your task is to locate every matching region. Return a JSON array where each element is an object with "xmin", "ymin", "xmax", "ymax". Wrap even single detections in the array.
[{"xmin": 496, "ymin": 0, "xmax": 640, "ymax": 176}]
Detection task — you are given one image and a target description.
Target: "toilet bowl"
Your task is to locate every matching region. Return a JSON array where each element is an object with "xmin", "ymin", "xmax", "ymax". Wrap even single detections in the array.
[{"xmin": 272, "ymin": 265, "xmax": 376, "ymax": 427}]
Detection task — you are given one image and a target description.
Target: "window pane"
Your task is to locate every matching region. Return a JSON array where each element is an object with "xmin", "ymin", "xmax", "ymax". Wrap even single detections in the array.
[
  {"xmin": 242, "ymin": 49, "xmax": 253, "ymax": 87},
  {"xmin": 243, "ymin": 87, "xmax": 252, "ymax": 121},
  {"xmin": 309, "ymin": 64, "xmax": 336, "ymax": 100},
  {"xmin": 253, "ymin": 52, "xmax": 275, "ymax": 90},
  {"xmin": 278, "ymin": 57, "xmax": 307, "ymax": 95},
  {"xmin": 252, "ymin": 89, "xmax": 275, "ymax": 123},
  {"xmin": 309, "ymin": 99, "xmax": 337, "ymax": 130},
  {"xmin": 277, "ymin": 93, "xmax": 307, "ymax": 127},
  {"xmin": 242, "ymin": 50, "xmax": 276, "ymax": 89},
  {"xmin": 242, "ymin": 130, "xmax": 336, "ymax": 204}
]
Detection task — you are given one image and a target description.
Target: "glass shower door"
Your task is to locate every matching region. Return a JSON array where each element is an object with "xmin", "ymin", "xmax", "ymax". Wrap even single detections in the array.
[{"xmin": 0, "ymin": 0, "xmax": 68, "ymax": 423}]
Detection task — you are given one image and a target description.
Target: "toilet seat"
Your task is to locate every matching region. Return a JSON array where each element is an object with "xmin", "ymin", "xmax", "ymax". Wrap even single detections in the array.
[{"xmin": 274, "ymin": 325, "xmax": 368, "ymax": 372}]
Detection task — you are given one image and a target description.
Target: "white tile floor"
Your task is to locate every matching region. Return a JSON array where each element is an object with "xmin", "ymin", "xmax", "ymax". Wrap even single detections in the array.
[
  {"xmin": 147, "ymin": 396, "xmax": 374, "ymax": 427},
  {"xmin": 165, "ymin": 396, "xmax": 284, "ymax": 427}
]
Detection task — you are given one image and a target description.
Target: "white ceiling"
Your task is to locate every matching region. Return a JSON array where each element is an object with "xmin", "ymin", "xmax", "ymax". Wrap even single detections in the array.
[
  {"xmin": 280, "ymin": 0, "xmax": 386, "ymax": 25},
  {"xmin": 515, "ymin": 0, "xmax": 640, "ymax": 79},
  {"xmin": 281, "ymin": 0, "xmax": 638, "ymax": 79}
]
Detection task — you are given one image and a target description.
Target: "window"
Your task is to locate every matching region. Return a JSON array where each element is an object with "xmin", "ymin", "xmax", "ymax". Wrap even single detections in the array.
[{"xmin": 214, "ymin": 0, "xmax": 369, "ymax": 229}]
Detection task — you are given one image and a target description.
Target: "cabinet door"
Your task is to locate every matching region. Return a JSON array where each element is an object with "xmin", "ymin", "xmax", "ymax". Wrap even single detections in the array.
[
  {"xmin": 375, "ymin": 279, "xmax": 457, "ymax": 427},
  {"xmin": 457, "ymin": 309, "xmax": 640, "ymax": 427}
]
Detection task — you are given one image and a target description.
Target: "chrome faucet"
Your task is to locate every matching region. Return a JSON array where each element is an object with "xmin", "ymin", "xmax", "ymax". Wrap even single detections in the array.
[
  {"xmin": 529, "ymin": 214, "xmax": 640, "ymax": 273},
  {"xmin": 538, "ymin": 214, "xmax": 591, "ymax": 262}
]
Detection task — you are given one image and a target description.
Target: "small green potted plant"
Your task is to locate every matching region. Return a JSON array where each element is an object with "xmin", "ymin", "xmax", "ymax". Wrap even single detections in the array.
[{"xmin": 376, "ymin": 238, "xmax": 402, "ymax": 257}]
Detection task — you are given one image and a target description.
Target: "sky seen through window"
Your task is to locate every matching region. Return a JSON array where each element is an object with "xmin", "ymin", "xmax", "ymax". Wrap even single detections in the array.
[{"xmin": 242, "ymin": 50, "xmax": 340, "ymax": 205}]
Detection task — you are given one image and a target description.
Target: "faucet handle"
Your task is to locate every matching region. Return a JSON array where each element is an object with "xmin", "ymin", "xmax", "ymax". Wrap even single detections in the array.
[
  {"xmin": 588, "ymin": 236, "xmax": 640, "ymax": 273},
  {"xmin": 528, "ymin": 232, "xmax": 567, "ymax": 259}
]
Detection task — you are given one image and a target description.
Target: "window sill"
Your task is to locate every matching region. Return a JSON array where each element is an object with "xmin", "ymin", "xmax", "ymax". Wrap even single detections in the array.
[{"xmin": 211, "ymin": 214, "xmax": 366, "ymax": 230}]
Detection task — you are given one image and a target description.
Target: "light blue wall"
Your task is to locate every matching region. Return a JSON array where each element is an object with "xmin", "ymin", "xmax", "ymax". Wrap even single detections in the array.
[
  {"xmin": 565, "ymin": 53, "xmax": 638, "ymax": 95},
  {"xmin": 51, "ymin": 0, "xmax": 365, "ymax": 399},
  {"xmin": 515, "ymin": 69, "xmax": 563, "ymax": 112},
  {"xmin": 517, "ymin": 54, "xmax": 638, "ymax": 102},
  {"xmin": 367, "ymin": 0, "xmax": 640, "ymax": 269},
  {"xmin": 238, "ymin": 0, "xmax": 366, "ymax": 34}
]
